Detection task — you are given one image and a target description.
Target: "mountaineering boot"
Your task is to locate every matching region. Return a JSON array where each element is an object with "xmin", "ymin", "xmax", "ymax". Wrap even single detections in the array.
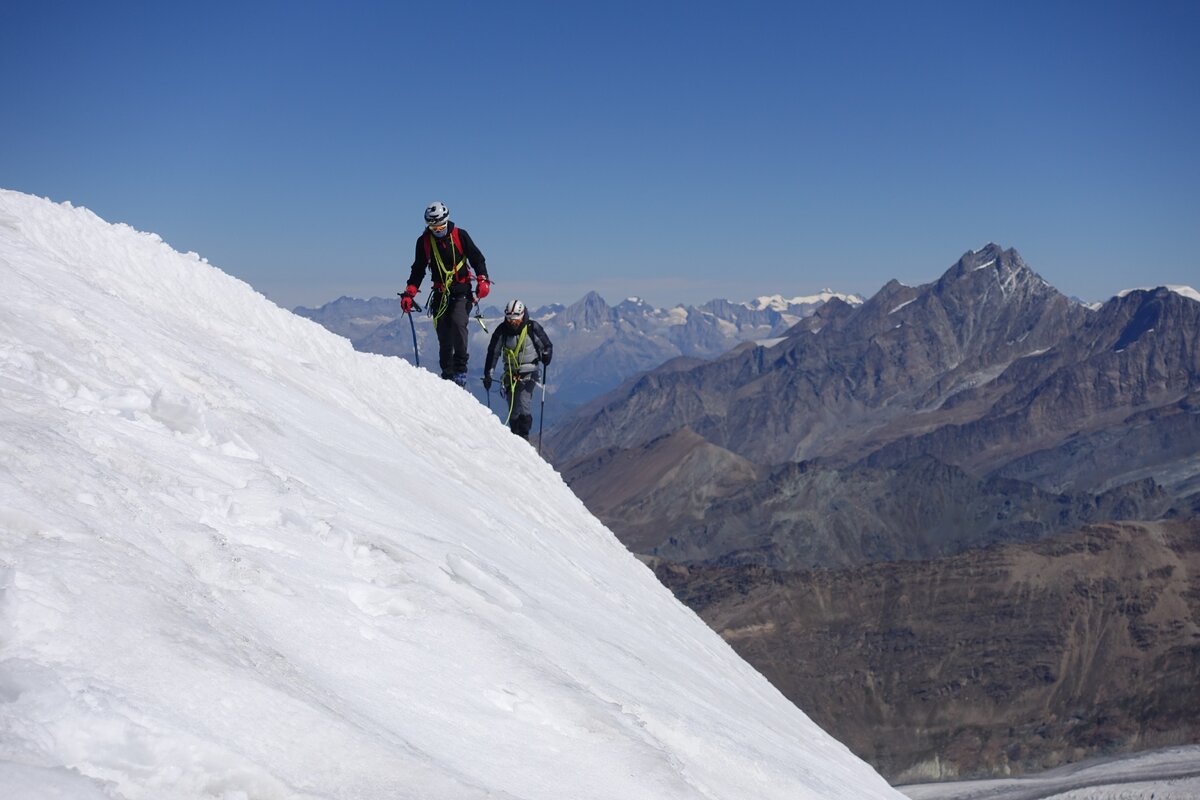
[{"xmin": 453, "ymin": 372, "xmax": 468, "ymax": 387}]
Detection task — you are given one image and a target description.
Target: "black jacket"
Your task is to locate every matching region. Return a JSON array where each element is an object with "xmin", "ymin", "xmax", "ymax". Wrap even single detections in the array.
[
  {"xmin": 485, "ymin": 318, "xmax": 552, "ymax": 377},
  {"xmin": 407, "ymin": 223, "xmax": 487, "ymax": 297}
]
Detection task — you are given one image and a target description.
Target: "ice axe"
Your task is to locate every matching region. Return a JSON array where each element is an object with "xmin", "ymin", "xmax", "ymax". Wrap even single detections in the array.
[{"xmin": 472, "ymin": 291, "xmax": 489, "ymax": 333}]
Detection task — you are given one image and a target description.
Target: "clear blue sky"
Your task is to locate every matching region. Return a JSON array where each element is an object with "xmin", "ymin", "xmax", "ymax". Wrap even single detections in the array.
[{"xmin": 3, "ymin": 1, "xmax": 1197, "ymax": 310}]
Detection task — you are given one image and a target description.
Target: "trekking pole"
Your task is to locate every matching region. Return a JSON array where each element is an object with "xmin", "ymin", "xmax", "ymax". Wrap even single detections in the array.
[
  {"xmin": 483, "ymin": 378, "xmax": 492, "ymax": 410},
  {"xmin": 538, "ymin": 363, "xmax": 548, "ymax": 454},
  {"xmin": 407, "ymin": 311, "xmax": 420, "ymax": 367},
  {"xmin": 397, "ymin": 293, "xmax": 423, "ymax": 367}
]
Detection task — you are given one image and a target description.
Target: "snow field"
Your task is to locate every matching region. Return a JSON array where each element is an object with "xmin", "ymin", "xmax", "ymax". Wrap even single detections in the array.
[{"xmin": 0, "ymin": 189, "xmax": 903, "ymax": 799}]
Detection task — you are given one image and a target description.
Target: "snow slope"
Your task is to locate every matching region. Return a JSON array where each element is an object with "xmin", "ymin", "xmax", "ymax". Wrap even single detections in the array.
[{"xmin": 0, "ymin": 188, "xmax": 904, "ymax": 799}]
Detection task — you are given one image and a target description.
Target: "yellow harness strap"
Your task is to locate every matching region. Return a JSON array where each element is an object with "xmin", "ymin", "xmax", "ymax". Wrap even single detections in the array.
[
  {"xmin": 428, "ymin": 231, "xmax": 468, "ymax": 322},
  {"xmin": 501, "ymin": 326, "xmax": 529, "ymax": 424}
]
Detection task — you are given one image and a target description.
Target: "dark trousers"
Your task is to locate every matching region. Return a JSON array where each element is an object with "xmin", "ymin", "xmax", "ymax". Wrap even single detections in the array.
[
  {"xmin": 434, "ymin": 294, "xmax": 471, "ymax": 377},
  {"xmin": 502, "ymin": 372, "xmax": 538, "ymax": 437}
]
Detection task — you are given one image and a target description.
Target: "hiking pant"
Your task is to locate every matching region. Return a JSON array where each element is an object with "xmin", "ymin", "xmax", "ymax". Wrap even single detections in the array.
[
  {"xmin": 504, "ymin": 371, "xmax": 538, "ymax": 438},
  {"xmin": 435, "ymin": 294, "xmax": 472, "ymax": 377}
]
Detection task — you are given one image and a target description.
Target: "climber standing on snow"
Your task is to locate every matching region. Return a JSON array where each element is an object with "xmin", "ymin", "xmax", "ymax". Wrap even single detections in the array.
[
  {"xmin": 399, "ymin": 201, "xmax": 491, "ymax": 385},
  {"xmin": 483, "ymin": 300, "xmax": 552, "ymax": 440}
]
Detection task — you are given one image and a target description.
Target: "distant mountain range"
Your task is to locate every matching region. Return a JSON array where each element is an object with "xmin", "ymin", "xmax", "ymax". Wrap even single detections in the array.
[
  {"xmin": 550, "ymin": 244, "xmax": 1200, "ymax": 568},
  {"xmin": 546, "ymin": 243, "xmax": 1200, "ymax": 779},
  {"xmin": 295, "ymin": 289, "xmax": 863, "ymax": 424}
]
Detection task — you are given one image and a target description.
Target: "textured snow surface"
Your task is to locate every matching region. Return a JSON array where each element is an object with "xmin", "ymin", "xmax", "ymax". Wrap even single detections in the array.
[{"xmin": 0, "ymin": 188, "xmax": 903, "ymax": 799}]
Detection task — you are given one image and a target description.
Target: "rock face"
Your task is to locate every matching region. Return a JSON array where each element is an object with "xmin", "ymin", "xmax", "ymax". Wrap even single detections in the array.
[
  {"xmin": 653, "ymin": 519, "xmax": 1200, "ymax": 782},
  {"xmin": 563, "ymin": 427, "xmax": 763, "ymax": 553},
  {"xmin": 596, "ymin": 455, "xmax": 1175, "ymax": 570},
  {"xmin": 863, "ymin": 286, "xmax": 1200, "ymax": 484}
]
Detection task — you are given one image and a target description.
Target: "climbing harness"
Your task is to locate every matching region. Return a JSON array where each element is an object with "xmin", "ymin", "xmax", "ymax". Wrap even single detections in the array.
[
  {"xmin": 427, "ymin": 231, "xmax": 470, "ymax": 323},
  {"xmin": 500, "ymin": 325, "xmax": 531, "ymax": 425}
]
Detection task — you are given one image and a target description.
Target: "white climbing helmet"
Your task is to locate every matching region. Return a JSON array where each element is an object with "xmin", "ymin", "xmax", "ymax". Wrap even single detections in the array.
[
  {"xmin": 504, "ymin": 299, "xmax": 526, "ymax": 324},
  {"xmin": 424, "ymin": 201, "xmax": 449, "ymax": 226}
]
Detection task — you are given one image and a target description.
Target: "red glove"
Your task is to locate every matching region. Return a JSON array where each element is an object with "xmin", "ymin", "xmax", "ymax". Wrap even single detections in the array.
[
  {"xmin": 400, "ymin": 284, "xmax": 418, "ymax": 313},
  {"xmin": 476, "ymin": 276, "xmax": 491, "ymax": 299}
]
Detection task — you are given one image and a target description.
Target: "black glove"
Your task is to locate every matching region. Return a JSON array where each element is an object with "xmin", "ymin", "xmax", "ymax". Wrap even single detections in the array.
[
  {"xmin": 540, "ymin": 351, "xmax": 552, "ymax": 366},
  {"xmin": 482, "ymin": 374, "xmax": 493, "ymax": 391}
]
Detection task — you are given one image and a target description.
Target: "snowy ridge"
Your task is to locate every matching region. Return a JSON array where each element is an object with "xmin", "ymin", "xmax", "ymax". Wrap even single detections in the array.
[
  {"xmin": 0, "ymin": 189, "xmax": 902, "ymax": 799},
  {"xmin": 1116, "ymin": 284, "xmax": 1200, "ymax": 302},
  {"xmin": 747, "ymin": 289, "xmax": 864, "ymax": 312}
]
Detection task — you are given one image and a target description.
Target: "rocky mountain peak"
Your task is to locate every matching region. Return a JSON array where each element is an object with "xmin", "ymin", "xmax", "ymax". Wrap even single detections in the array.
[
  {"xmin": 615, "ymin": 296, "xmax": 652, "ymax": 313},
  {"xmin": 939, "ymin": 244, "xmax": 1034, "ymax": 286},
  {"xmin": 783, "ymin": 293, "xmax": 861, "ymax": 336},
  {"xmin": 1095, "ymin": 285, "xmax": 1200, "ymax": 355},
  {"xmin": 935, "ymin": 248, "xmax": 1053, "ymax": 311},
  {"xmin": 557, "ymin": 290, "xmax": 614, "ymax": 329}
]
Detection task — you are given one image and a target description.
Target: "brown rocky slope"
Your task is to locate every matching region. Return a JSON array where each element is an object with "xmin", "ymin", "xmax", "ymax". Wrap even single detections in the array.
[{"xmin": 652, "ymin": 519, "xmax": 1200, "ymax": 782}]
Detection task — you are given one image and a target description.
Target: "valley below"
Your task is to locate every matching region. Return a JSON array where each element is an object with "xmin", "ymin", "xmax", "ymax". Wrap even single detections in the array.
[{"xmin": 651, "ymin": 519, "xmax": 1200, "ymax": 782}]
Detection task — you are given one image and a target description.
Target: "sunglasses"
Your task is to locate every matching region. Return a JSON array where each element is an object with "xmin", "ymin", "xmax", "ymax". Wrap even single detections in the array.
[{"xmin": 428, "ymin": 222, "xmax": 448, "ymax": 232}]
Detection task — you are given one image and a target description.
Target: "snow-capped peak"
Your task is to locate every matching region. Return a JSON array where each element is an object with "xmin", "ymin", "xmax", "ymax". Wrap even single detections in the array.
[
  {"xmin": 747, "ymin": 289, "xmax": 864, "ymax": 312},
  {"xmin": 1116, "ymin": 285, "xmax": 1200, "ymax": 303}
]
